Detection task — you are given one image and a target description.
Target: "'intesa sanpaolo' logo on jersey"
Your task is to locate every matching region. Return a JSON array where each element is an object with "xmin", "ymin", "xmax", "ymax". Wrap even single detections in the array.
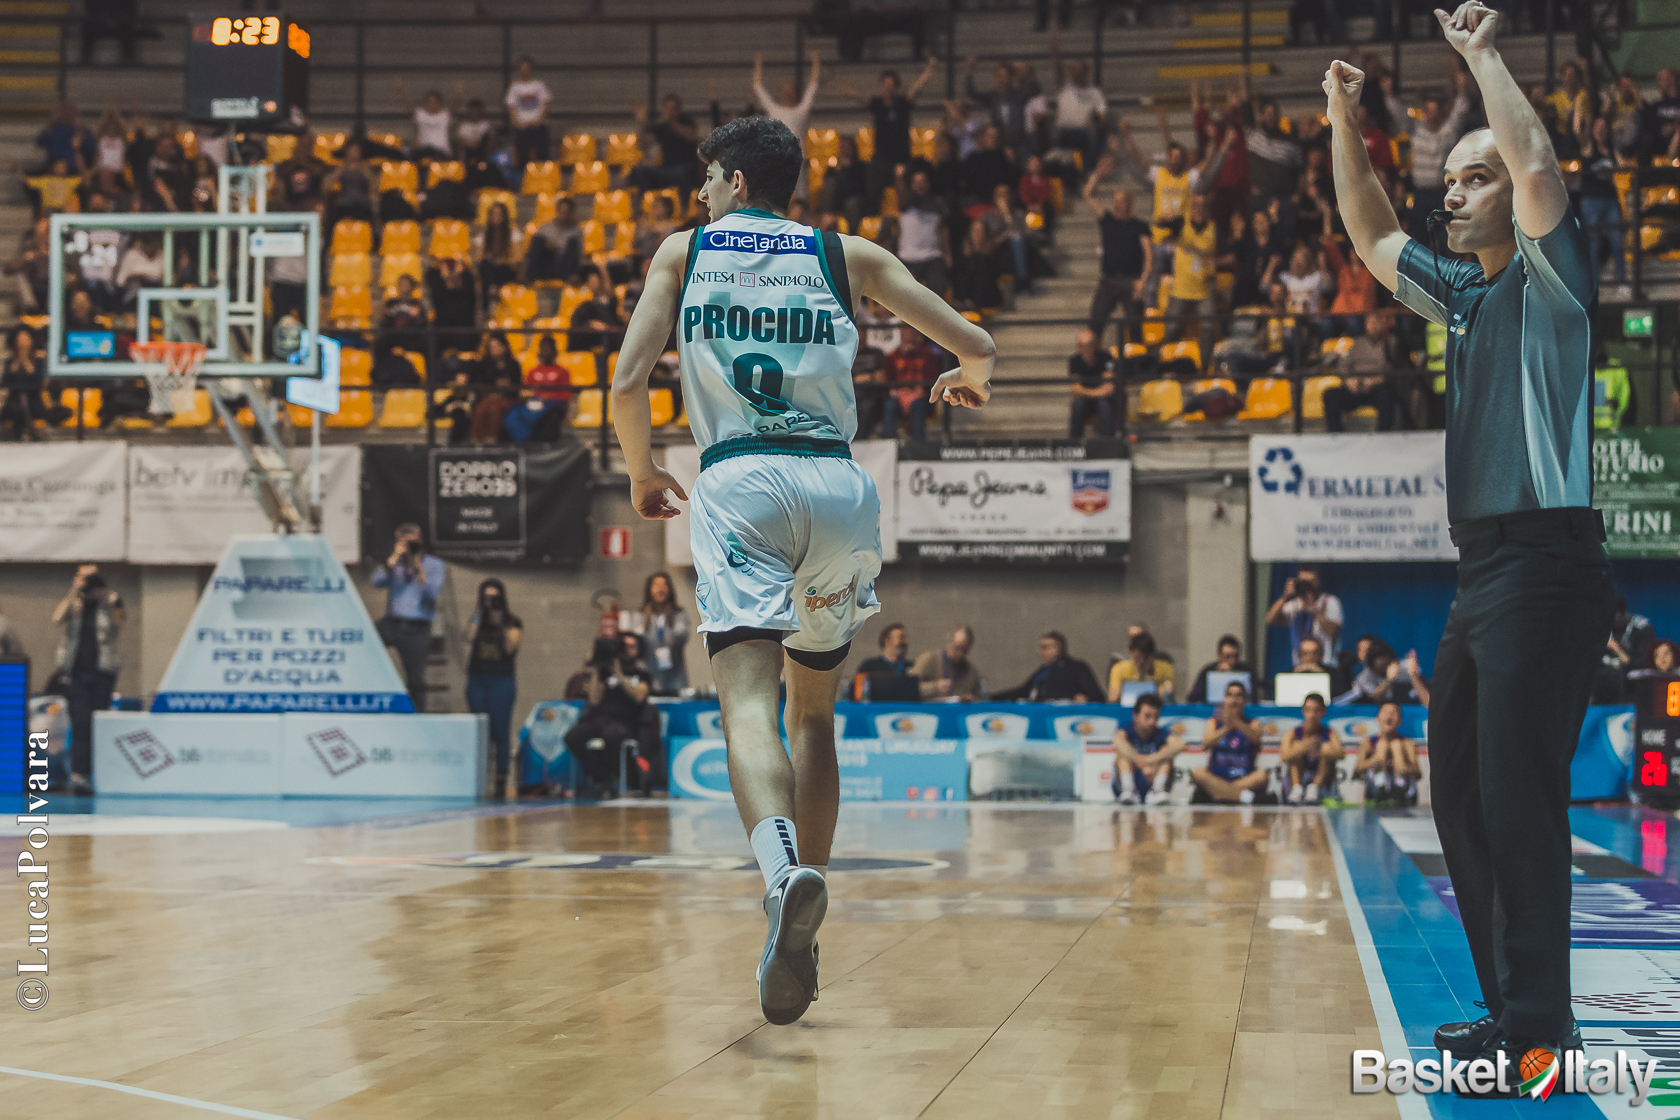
[
  {"xmin": 802, "ymin": 575, "xmax": 857, "ymax": 613},
  {"xmin": 706, "ymin": 230, "xmax": 813, "ymax": 254}
]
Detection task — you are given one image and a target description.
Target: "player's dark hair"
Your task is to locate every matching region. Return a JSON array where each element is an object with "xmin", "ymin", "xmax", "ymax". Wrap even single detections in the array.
[
  {"xmin": 1132, "ymin": 693, "xmax": 1164, "ymax": 714},
  {"xmin": 1128, "ymin": 632, "xmax": 1156, "ymax": 656},
  {"xmin": 696, "ymin": 116, "xmax": 802, "ymax": 211},
  {"xmin": 1043, "ymin": 631, "xmax": 1068, "ymax": 656},
  {"xmin": 1225, "ymin": 680, "xmax": 1249, "ymax": 699},
  {"xmin": 878, "ymin": 622, "xmax": 906, "ymax": 649},
  {"xmin": 880, "ymin": 69, "xmax": 902, "ymax": 86},
  {"xmin": 1378, "ymin": 699, "xmax": 1403, "ymax": 715},
  {"xmin": 1302, "ymin": 692, "xmax": 1326, "ymax": 708},
  {"xmin": 1218, "ymin": 634, "xmax": 1241, "ymax": 651}
]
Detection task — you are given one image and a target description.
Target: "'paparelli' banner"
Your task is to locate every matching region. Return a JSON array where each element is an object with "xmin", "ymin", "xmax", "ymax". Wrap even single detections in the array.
[
  {"xmin": 1248, "ymin": 433, "xmax": 1456, "ymax": 561},
  {"xmin": 1594, "ymin": 428, "xmax": 1680, "ymax": 558}
]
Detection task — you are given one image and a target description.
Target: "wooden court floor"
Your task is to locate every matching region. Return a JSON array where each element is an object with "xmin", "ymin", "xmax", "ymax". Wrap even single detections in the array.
[{"xmin": 0, "ymin": 802, "xmax": 1403, "ymax": 1119}]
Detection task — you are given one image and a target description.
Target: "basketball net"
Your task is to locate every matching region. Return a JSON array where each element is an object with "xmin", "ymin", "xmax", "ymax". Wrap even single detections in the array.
[{"xmin": 130, "ymin": 341, "xmax": 206, "ymax": 415}]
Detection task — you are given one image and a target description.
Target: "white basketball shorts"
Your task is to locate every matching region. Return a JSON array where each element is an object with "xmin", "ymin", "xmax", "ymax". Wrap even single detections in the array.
[{"xmin": 689, "ymin": 453, "xmax": 882, "ymax": 654}]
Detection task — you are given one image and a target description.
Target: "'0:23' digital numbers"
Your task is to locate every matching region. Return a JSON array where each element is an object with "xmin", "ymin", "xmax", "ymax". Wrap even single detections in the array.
[{"xmin": 210, "ymin": 16, "xmax": 279, "ymax": 46}]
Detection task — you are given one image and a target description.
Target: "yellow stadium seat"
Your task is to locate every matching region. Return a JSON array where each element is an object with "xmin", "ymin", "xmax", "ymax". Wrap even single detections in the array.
[
  {"xmin": 649, "ymin": 387, "xmax": 675, "ymax": 427},
  {"xmin": 265, "ymin": 134, "xmax": 298, "ymax": 164},
  {"xmin": 580, "ymin": 220, "xmax": 607, "ymax": 255},
  {"xmin": 1320, "ymin": 335, "xmax": 1355, "ymax": 360},
  {"xmin": 570, "ymin": 161, "xmax": 610, "ymax": 194},
  {"xmin": 119, "ymin": 414, "xmax": 154, "ymax": 430},
  {"xmin": 1115, "ymin": 342, "xmax": 1150, "ymax": 361},
  {"xmin": 1301, "ymin": 375, "xmax": 1342, "ymax": 420},
  {"xmin": 333, "ymin": 219, "xmax": 372, "ymax": 254},
  {"xmin": 234, "ymin": 406, "xmax": 257, "ymax": 428},
  {"xmin": 1142, "ymin": 308, "xmax": 1165, "ymax": 345},
  {"xmin": 806, "ymin": 128, "xmax": 840, "ymax": 163},
  {"xmin": 557, "ymin": 285, "xmax": 592, "ymax": 324},
  {"xmin": 378, "ymin": 252, "xmax": 424, "ymax": 289},
  {"xmin": 807, "ymin": 158, "xmax": 828, "ymax": 197},
  {"xmin": 532, "ymin": 191, "xmax": 565, "ymax": 226},
  {"xmin": 1135, "ymin": 379, "xmax": 1182, "ymax": 422},
  {"xmin": 1160, "ymin": 339, "xmax": 1202, "ymax": 372},
  {"xmin": 474, "ymin": 187, "xmax": 519, "ymax": 228},
  {"xmin": 1025, "ymin": 211, "xmax": 1044, "ymax": 231},
  {"xmin": 427, "ymin": 160, "xmax": 465, "ymax": 187},
  {"xmin": 879, "ymin": 186, "xmax": 899, "ymax": 217},
  {"xmin": 857, "ymin": 216, "xmax": 883, "ymax": 242},
  {"xmin": 523, "ymin": 161, "xmax": 562, "ymax": 196},
  {"xmin": 910, "ymin": 128, "xmax": 937, "ymax": 161},
  {"xmin": 854, "ymin": 127, "xmax": 874, "ymax": 162},
  {"xmin": 285, "ymin": 401, "xmax": 316, "ymax": 427},
  {"xmin": 428, "ymin": 218, "xmax": 472, "ymax": 260},
  {"xmin": 314, "ymin": 132, "xmax": 347, "ymax": 165},
  {"xmin": 329, "ymin": 285, "xmax": 373, "ymax": 328},
  {"xmin": 641, "ymin": 187, "xmax": 681, "ymax": 219},
  {"xmin": 557, "ymin": 350, "xmax": 597, "ymax": 387},
  {"xmin": 379, "ymin": 161, "xmax": 419, "ymax": 200},
  {"xmin": 378, "ymin": 388, "xmax": 429, "ymax": 428},
  {"xmin": 369, "ymin": 131, "xmax": 405, "ymax": 153},
  {"xmin": 605, "ymin": 133, "xmax": 642, "ymax": 169},
  {"xmin": 327, "ymin": 252, "xmax": 372, "ymax": 287},
  {"xmin": 63, "ymin": 387, "xmax": 99, "ymax": 428},
  {"xmin": 395, "ymin": 349, "xmax": 426, "ymax": 382},
  {"xmin": 571, "ymin": 387, "xmax": 605, "ymax": 427},
  {"xmin": 379, "ymin": 219, "xmax": 420, "ymax": 256},
  {"xmin": 325, "ymin": 390, "xmax": 374, "ymax": 428},
  {"xmin": 339, "ymin": 348, "xmax": 373, "ymax": 386},
  {"xmin": 165, "ymin": 389, "xmax": 213, "ymax": 428},
  {"xmin": 1050, "ymin": 178, "xmax": 1065, "ymax": 214},
  {"xmin": 1641, "ymin": 185, "xmax": 1680, "ymax": 209},
  {"xmin": 1236, "ymin": 377, "xmax": 1293, "ymax": 420},
  {"xmin": 594, "ymin": 189, "xmax": 633, "ymax": 224},
  {"xmin": 1182, "ymin": 378, "xmax": 1238, "ymax": 421},
  {"xmin": 561, "ymin": 133, "xmax": 598, "ymax": 164},
  {"xmin": 496, "ymin": 284, "xmax": 539, "ymax": 322}
]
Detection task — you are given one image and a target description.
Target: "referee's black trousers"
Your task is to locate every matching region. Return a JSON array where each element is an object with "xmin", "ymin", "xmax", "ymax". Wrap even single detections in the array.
[{"xmin": 1430, "ymin": 506, "xmax": 1615, "ymax": 1041}]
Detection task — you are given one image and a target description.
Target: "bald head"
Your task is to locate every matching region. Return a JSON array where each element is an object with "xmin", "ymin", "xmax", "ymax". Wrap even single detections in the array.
[
  {"xmin": 1109, "ymin": 189, "xmax": 1133, "ymax": 218},
  {"xmin": 1442, "ymin": 128, "xmax": 1515, "ymax": 255}
]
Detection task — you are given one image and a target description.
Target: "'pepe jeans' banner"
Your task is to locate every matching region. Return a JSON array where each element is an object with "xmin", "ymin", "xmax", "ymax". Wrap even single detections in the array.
[
  {"xmin": 128, "ymin": 445, "xmax": 362, "ymax": 564},
  {"xmin": 1593, "ymin": 428, "xmax": 1680, "ymax": 558},
  {"xmin": 896, "ymin": 444, "xmax": 1131, "ymax": 564},
  {"xmin": 1249, "ymin": 432, "xmax": 1456, "ymax": 561},
  {"xmin": 0, "ymin": 442, "xmax": 126, "ymax": 561}
]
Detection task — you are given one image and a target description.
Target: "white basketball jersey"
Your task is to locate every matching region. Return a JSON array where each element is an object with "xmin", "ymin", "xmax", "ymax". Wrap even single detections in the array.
[{"xmin": 676, "ymin": 209, "xmax": 860, "ymax": 466}]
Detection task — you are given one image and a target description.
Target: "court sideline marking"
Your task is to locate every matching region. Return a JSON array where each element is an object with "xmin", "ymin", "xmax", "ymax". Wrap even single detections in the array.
[
  {"xmin": 1325, "ymin": 813, "xmax": 1432, "ymax": 1120},
  {"xmin": 0, "ymin": 1064, "xmax": 302, "ymax": 1120}
]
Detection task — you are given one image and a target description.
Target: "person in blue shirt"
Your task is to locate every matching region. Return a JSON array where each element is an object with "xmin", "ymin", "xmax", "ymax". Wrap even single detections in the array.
[
  {"xmin": 1323, "ymin": 1, "xmax": 1613, "ymax": 1075},
  {"xmin": 1111, "ymin": 692, "xmax": 1186, "ymax": 805},
  {"xmin": 1189, "ymin": 681, "xmax": 1269, "ymax": 804},
  {"xmin": 370, "ymin": 522, "xmax": 447, "ymax": 712}
]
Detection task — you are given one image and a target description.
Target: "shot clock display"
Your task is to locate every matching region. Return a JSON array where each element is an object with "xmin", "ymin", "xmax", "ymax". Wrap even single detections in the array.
[
  {"xmin": 185, "ymin": 11, "xmax": 309, "ymax": 126},
  {"xmin": 1631, "ymin": 673, "xmax": 1680, "ymax": 805}
]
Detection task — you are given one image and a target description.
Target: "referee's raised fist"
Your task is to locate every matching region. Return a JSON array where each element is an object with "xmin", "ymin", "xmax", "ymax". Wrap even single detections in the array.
[{"xmin": 1322, "ymin": 60, "xmax": 1364, "ymax": 126}]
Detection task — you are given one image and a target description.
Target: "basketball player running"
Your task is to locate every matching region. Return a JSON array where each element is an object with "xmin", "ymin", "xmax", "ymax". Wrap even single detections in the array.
[
  {"xmin": 611, "ymin": 116, "xmax": 996, "ymax": 1025},
  {"xmin": 1326, "ymin": 3, "xmax": 1613, "ymax": 1086}
]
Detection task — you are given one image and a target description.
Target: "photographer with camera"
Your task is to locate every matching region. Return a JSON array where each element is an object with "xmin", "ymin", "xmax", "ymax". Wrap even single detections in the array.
[
  {"xmin": 52, "ymin": 564, "xmax": 125, "ymax": 794},
  {"xmin": 465, "ymin": 578, "xmax": 522, "ymax": 799},
  {"xmin": 371, "ymin": 523, "xmax": 447, "ymax": 712},
  {"xmin": 1265, "ymin": 563, "xmax": 1345, "ymax": 667},
  {"xmin": 563, "ymin": 633, "xmax": 660, "ymax": 797}
]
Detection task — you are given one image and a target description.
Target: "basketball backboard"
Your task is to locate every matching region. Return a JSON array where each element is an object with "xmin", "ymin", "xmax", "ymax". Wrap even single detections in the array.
[{"xmin": 47, "ymin": 206, "xmax": 321, "ymax": 379}]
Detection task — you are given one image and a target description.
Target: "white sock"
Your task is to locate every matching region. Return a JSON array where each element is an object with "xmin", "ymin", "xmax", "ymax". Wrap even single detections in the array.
[
  {"xmin": 805, "ymin": 863, "xmax": 828, "ymax": 878},
  {"xmin": 750, "ymin": 816, "xmax": 799, "ymax": 888},
  {"xmin": 1151, "ymin": 768, "xmax": 1169, "ymax": 792}
]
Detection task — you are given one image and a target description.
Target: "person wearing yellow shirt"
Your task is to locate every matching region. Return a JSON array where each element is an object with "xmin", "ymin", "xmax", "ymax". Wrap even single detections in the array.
[
  {"xmin": 1156, "ymin": 192, "xmax": 1220, "ymax": 363},
  {"xmin": 1108, "ymin": 630, "xmax": 1175, "ymax": 702},
  {"xmin": 25, "ymin": 158, "xmax": 81, "ymax": 215}
]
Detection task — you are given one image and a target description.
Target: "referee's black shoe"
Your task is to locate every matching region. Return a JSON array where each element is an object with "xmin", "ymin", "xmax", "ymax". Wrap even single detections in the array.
[{"xmin": 1434, "ymin": 1005, "xmax": 1582, "ymax": 1056}]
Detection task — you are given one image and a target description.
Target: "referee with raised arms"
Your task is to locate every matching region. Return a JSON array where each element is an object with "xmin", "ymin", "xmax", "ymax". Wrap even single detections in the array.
[{"xmin": 1325, "ymin": 2, "xmax": 1614, "ymax": 1086}]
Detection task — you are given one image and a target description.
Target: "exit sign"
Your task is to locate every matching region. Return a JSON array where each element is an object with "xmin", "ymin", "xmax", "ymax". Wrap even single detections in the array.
[
  {"xmin": 1624, "ymin": 309, "xmax": 1655, "ymax": 339},
  {"xmin": 600, "ymin": 527, "xmax": 631, "ymax": 559}
]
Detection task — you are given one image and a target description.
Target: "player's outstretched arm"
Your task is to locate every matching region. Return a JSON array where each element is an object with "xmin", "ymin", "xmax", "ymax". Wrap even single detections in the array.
[
  {"xmin": 1323, "ymin": 60, "xmax": 1410, "ymax": 292},
  {"xmin": 843, "ymin": 235, "xmax": 997, "ymax": 408},
  {"xmin": 611, "ymin": 232, "xmax": 690, "ymax": 521},
  {"xmin": 1438, "ymin": 1, "xmax": 1569, "ymax": 238}
]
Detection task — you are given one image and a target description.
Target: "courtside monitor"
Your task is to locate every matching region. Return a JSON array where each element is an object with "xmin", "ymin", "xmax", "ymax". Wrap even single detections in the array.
[
  {"xmin": 1205, "ymin": 670, "xmax": 1252, "ymax": 700},
  {"xmin": 1118, "ymin": 681, "xmax": 1157, "ymax": 708},
  {"xmin": 1273, "ymin": 672, "xmax": 1332, "ymax": 708}
]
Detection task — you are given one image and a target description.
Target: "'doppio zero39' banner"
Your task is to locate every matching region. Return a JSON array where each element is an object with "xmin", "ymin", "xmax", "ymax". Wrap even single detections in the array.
[
  {"xmin": 361, "ymin": 445, "xmax": 592, "ymax": 564},
  {"xmin": 1594, "ymin": 428, "xmax": 1680, "ymax": 558}
]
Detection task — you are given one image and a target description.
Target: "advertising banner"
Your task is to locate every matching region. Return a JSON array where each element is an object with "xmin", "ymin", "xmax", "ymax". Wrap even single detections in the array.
[
  {"xmin": 668, "ymin": 735, "xmax": 967, "ymax": 802},
  {"xmin": 128, "ymin": 445, "xmax": 361, "ymax": 564},
  {"xmin": 93, "ymin": 712, "xmax": 283, "ymax": 795},
  {"xmin": 0, "ymin": 442, "xmax": 126, "ymax": 561},
  {"xmin": 662, "ymin": 439, "xmax": 899, "ymax": 566},
  {"xmin": 896, "ymin": 443, "xmax": 1131, "ymax": 564},
  {"xmin": 1593, "ymin": 429, "xmax": 1680, "ymax": 558},
  {"xmin": 151, "ymin": 534, "xmax": 413, "ymax": 713},
  {"xmin": 1248, "ymin": 432, "xmax": 1456, "ymax": 561},
  {"xmin": 280, "ymin": 713, "xmax": 486, "ymax": 797},
  {"xmin": 361, "ymin": 444, "xmax": 591, "ymax": 564}
]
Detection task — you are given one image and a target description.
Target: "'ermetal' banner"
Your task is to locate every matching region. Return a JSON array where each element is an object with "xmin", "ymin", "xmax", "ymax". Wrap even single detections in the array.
[
  {"xmin": 895, "ymin": 441, "xmax": 1130, "ymax": 564},
  {"xmin": 1594, "ymin": 428, "xmax": 1680, "ymax": 558},
  {"xmin": 361, "ymin": 444, "xmax": 592, "ymax": 564},
  {"xmin": 1248, "ymin": 433, "xmax": 1456, "ymax": 561}
]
